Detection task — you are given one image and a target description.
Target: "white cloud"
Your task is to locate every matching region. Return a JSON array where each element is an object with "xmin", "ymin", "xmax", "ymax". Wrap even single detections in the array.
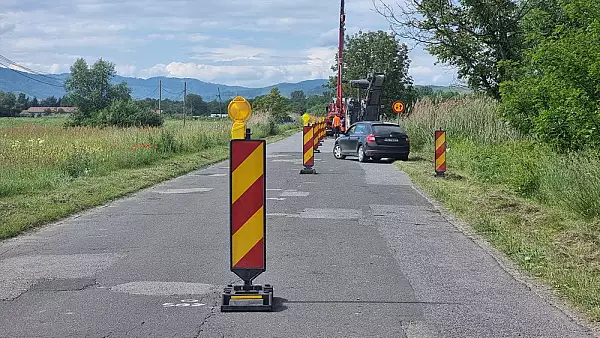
[
  {"xmin": 115, "ymin": 64, "xmax": 137, "ymax": 77},
  {"xmin": 0, "ymin": 0, "xmax": 457, "ymax": 87}
]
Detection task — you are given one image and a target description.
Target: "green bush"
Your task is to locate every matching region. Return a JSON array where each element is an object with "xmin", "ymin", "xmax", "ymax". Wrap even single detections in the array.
[{"xmin": 97, "ymin": 99, "xmax": 163, "ymax": 128}]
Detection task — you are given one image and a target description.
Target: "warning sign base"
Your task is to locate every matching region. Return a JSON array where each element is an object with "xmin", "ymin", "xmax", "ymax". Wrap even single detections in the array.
[
  {"xmin": 221, "ymin": 284, "xmax": 274, "ymax": 312},
  {"xmin": 300, "ymin": 167, "xmax": 316, "ymax": 174}
]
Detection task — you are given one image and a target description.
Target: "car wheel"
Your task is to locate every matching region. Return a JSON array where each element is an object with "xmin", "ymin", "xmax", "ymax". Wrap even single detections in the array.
[
  {"xmin": 371, "ymin": 156, "xmax": 381, "ymax": 162},
  {"xmin": 358, "ymin": 145, "xmax": 368, "ymax": 162},
  {"xmin": 398, "ymin": 154, "xmax": 409, "ymax": 161},
  {"xmin": 333, "ymin": 144, "xmax": 345, "ymax": 159}
]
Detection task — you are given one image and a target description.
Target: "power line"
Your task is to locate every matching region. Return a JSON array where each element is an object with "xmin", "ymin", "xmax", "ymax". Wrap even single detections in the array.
[
  {"xmin": 0, "ymin": 53, "xmax": 65, "ymax": 84},
  {"xmin": 0, "ymin": 60, "xmax": 66, "ymax": 88},
  {"xmin": 162, "ymin": 87, "xmax": 183, "ymax": 95},
  {"xmin": 134, "ymin": 86, "xmax": 159, "ymax": 100}
]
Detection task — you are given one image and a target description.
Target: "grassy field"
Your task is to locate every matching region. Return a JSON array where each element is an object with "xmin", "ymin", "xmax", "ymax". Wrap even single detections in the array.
[
  {"xmin": 396, "ymin": 95, "xmax": 600, "ymax": 322},
  {"xmin": 0, "ymin": 114, "xmax": 299, "ymax": 239}
]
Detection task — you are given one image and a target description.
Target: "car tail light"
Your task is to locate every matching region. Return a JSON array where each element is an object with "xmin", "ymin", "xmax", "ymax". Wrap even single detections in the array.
[{"xmin": 366, "ymin": 134, "xmax": 376, "ymax": 143}]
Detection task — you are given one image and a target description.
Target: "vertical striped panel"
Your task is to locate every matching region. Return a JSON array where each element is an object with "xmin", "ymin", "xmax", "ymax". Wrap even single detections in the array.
[
  {"xmin": 303, "ymin": 126, "xmax": 314, "ymax": 167},
  {"xmin": 230, "ymin": 140, "xmax": 265, "ymax": 272},
  {"xmin": 435, "ymin": 130, "xmax": 446, "ymax": 173}
]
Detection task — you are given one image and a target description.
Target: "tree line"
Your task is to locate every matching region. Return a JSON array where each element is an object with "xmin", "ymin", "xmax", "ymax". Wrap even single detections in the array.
[
  {"xmin": 14, "ymin": 57, "xmax": 330, "ymax": 127},
  {"xmin": 374, "ymin": 0, "xmax": 600, "ymax": 150},
  {"xmin": 0, "ymin": 91, "xmax": 71, "ymax": 117}
]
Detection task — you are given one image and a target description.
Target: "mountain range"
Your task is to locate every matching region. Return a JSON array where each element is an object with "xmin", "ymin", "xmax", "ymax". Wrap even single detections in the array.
[
  {"xmin": 0, "ymin": 67, "xmax": 468, "ymax": 102},
  {"xmin": 0, "ymin": 67, "xmax": 329, "ymax": 101}
]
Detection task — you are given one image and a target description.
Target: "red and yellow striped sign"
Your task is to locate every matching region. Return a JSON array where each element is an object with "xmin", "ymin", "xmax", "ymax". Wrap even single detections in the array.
[
  {"xmin": 319, "ymin": 122, "xmax": 324, "ymax": 142},
  {"xmin": 435, "ymin": 129, "xmax": 446, "ymax": 175},
  {"xmin": 230, "ymin": 139, "xmax": 266, "ymax": 280},
  {"xmin": 313, "ymin": 124, "xmax": 319, "ymax": 151},
  {"xmin": 303, "ymin": 125, "xmax": 314, "ymax": 167}
]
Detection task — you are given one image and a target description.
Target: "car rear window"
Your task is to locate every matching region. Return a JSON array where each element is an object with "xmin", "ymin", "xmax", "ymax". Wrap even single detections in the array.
[{"xmin": 372, "ymin": 125, "xmax": 404, "ymax": 134}]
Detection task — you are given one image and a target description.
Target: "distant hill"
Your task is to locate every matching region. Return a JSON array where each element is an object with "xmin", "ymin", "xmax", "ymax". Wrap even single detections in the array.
[
  {"xmin": 0, "ymin": 67, "xmax": 329, "ymax": 101},
  {"xmin": 0, "ymin": 67, "xmax": 468, "ymax": 101}
]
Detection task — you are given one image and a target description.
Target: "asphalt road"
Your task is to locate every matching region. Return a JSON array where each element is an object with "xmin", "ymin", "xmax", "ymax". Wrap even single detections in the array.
[{"xmin": 0, "ymin": 132, "xmax": 596, "ymax": 338}]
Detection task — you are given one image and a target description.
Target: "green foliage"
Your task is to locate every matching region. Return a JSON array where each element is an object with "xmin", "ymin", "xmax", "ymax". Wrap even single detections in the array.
[
  {"xmin": 65, "ymin": 58, "xmax": 135, "ymax": 126},
  {"xmin": 290, "ymin": 90, "xmax": 307, "ymax": 115},
  {"xmin": 60, "ymin": 150, "xmax": 94, "ymax": 178},
  {"xmin": 328, "ymin": 30, "xmax": 413, "ymax": 117},
  {"xmin": 96, "ymin": 99, "xmax": 163, "ymax": 128},
  {"xmin": 403, "ymin": 95, "xmax": 600, "ymax": 219},
  {"xmin": 253, "ymin": 88, "xmax": 292, "ymax": 122},
  {"xmin": 376, "ymin": 0, "xmax": 526, "ymax": 101},
  {"xmin": 500, "ymin": 0, "xmax": 600, "ymax": 151},
  {"xmin": 186, "ymin": 93, "xmax": 208, "ymax": 116}
]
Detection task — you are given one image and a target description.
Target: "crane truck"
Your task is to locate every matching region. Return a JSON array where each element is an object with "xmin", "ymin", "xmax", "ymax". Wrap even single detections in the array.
[{"xmin": 325, "ymin": 0, "xmax": 385, "ymax": 136}]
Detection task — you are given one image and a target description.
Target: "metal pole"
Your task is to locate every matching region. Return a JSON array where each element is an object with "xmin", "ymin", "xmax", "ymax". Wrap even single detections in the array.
[
  {"xmin": 158, "ymin": 80, "xmax": 161, "ymax": 114},
  {"xmin": 183, "ymin": 81, "xmax": 187, "ymax": 126}
]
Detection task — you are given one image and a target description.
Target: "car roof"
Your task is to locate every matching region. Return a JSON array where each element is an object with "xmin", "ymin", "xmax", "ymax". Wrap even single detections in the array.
[{"xmin": 354, "ymin": 121, "xmax": 399, "ymax": 126}]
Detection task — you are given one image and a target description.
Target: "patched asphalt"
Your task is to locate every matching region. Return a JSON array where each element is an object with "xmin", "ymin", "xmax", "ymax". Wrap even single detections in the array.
[{"xmin": 0, "ymin": 132, "xmax": 597, "ymax": 337}]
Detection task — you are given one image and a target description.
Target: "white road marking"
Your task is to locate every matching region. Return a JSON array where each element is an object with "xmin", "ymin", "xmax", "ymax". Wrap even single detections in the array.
[
  {"xmin": 280, "ymin": 190, "xmax": 310, "ymax": 197},
  {"xmin": 267, "ymin": 188, "xmax": 283, "ymax": 191},
  {"xmin": 267, "ymin": 198, "xmax": 286, "ymax": 201},
  {"xmin": 155, "ymin": 188, "xmax": 213, "ymax": 194},
  {"xmin": 209, "ymin": 174, "xmax": 227, "ymax": 177}
]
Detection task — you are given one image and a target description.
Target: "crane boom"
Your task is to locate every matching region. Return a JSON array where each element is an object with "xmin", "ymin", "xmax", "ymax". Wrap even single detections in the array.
[{"xmin": 337, "ymin": 0, "xmax": 344, "ymax": 112}]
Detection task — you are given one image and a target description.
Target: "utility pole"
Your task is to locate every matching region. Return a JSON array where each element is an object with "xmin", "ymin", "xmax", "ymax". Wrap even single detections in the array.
[
  {"xmin": 218, "ymin": 87, "xmax": 223, "ymax": 118},
  {"xmin": 158, "ymin": 80, "xmax": 162, "ymax": 114},
  {"xmin": 183, "ymin": 81, "xmax": 187, "ymax": 126}
]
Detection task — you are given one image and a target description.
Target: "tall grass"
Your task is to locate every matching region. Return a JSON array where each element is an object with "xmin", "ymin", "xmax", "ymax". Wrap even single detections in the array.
[
  {"xmin": 400, "ymin": 95, "xmax": 522, "ymax": 151},
  {"xmin": 401, "ymin": 95, "xmax": 600, "ymax": 220},
  {"xmin": 0, "ymin": 111, "xmax": 298, "ymax": 199}
]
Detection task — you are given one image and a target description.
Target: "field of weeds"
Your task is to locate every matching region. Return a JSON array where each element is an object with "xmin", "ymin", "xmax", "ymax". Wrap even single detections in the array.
[
  {"xmin": 397, "ymin": 95, "xmax": 600, "ymax": 321},
  {"xmin": 0, "ymin": 113, "xmax": 299, "ymax": 238}
]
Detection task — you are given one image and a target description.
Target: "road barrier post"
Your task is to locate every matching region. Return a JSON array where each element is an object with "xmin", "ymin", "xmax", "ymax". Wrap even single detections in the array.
[
  {"xmin": 221, "ymin": 96, "xmax": 273, "ymax": 312},
  {"xmin": 435, "ymin": 129, "xmax": 446, "ymax": 177},
  {"xmin": 313, "ymin": 122, "xmax": 320, "ymax": 153},
  {"xmin": 301, "ymin": 125, "xmax": 316, "ymax": 174},
  {"xmin": 319, "ymin": 120, "xmax": 324, "ymax": 145}
]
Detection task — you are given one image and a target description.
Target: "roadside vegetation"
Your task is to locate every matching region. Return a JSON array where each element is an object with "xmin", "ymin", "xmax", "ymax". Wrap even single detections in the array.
[
  {"xmin": 0, "ymin": 57, "xmax": 302, "ymax": 240},
  {"xmin": 365, "ymin": 0, "xmax": 600, "ymax": 323},
  {"xmin": 397, "ymin": 95, "xmax": 600, "ymax": 322}
]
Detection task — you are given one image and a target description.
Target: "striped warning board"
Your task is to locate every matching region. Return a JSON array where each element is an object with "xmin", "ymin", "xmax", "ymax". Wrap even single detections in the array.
[
  {"xmin": 313, "ymin": 124, "xmax": 319, "ymax": 151},
  {"xmin": 230, "ymin": 139, "xmax": 266, "ymax": 282},
  {"xmin": 435, "ymin": 129, "xmax": 446, "ymax": 175},
  {"xmin": 303, "ymin": 125, "xmax": 314, "ymax": 167}
]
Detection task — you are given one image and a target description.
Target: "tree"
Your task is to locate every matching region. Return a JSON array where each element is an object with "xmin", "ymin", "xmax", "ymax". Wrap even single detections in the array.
[
  {"xmin": 186, "ymin": 93, "xmax": 208, "ymax": 116},
  {"xmin": 207, "ymin": 99, "xmax": 224, "ymax": 116},
  {"xmin": 328, "ymin": 30, "xmax": 413, "ymax": 117},
  {"xmin": 31, "ymin": 97, "xmax": 39, "ymax": 107},
  {"xmin": 64, "ymin": 58, "xmax": 131, "ymax": 125},
  {"xmin": 499, "ymin": 0, "xmax": 600, "ymax": 150},
  {"xmin": 15, "ymin": 92, "xmax": 29, "ymax": 111},
  {"xmin": 374, "ymin": 0, "xmax": 529, "ymax": 101},
  {"xmin": 254, "ymin": 88, "xmax": 291, "ymax": 122},
  {"xmin": 40, "ymin": 96, "xmax": 58, "ymax": 107},
  {"xmin": 0, "ymin": 91, "xmax": 17, "ymax": 116},
  {"xmin": 290, "ymin": 90, "xmax": 307, "ymax": 115}
]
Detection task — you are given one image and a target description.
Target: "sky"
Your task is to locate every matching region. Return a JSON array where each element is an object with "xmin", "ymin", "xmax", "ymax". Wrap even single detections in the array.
[{"xmin": 0, "ymin": 0, "xmax": 459, "ymax": 88}]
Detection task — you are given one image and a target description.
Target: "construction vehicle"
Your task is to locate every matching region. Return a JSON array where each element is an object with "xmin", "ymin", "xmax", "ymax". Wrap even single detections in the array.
[
  {"xmin": 325, "ymin": 0, "xmax": 346, "ymax": 136},
  {"xmin": 348, "ymin": 72, "xmax": 386, "ymax": 123},
  {"xmin": 324, "ymin": 0, "xmax": 385, "ymax": 136}
]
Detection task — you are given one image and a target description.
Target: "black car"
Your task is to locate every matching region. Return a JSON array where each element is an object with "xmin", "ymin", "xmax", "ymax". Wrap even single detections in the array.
[{"xmin": 333, "ymin": 121, "xmax": 410, "ymax": 162}]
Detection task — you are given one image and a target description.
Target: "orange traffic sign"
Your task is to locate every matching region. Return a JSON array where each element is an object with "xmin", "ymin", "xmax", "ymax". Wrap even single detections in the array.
[{"xmin": 392, "ymin": 100, "xmax": 406, "ymax": 114}]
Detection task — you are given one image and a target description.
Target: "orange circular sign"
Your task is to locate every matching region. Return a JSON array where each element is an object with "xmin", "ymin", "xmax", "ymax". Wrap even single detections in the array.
[{"xmin": 392, "ymin": 100, "xmax": 405, "ymax": 114}]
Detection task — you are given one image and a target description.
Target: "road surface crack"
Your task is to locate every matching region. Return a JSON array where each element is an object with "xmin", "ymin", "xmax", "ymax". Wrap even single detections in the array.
[{"xmin": 193, "ymin": 293, "xmax": 221, "ymax": 338}]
